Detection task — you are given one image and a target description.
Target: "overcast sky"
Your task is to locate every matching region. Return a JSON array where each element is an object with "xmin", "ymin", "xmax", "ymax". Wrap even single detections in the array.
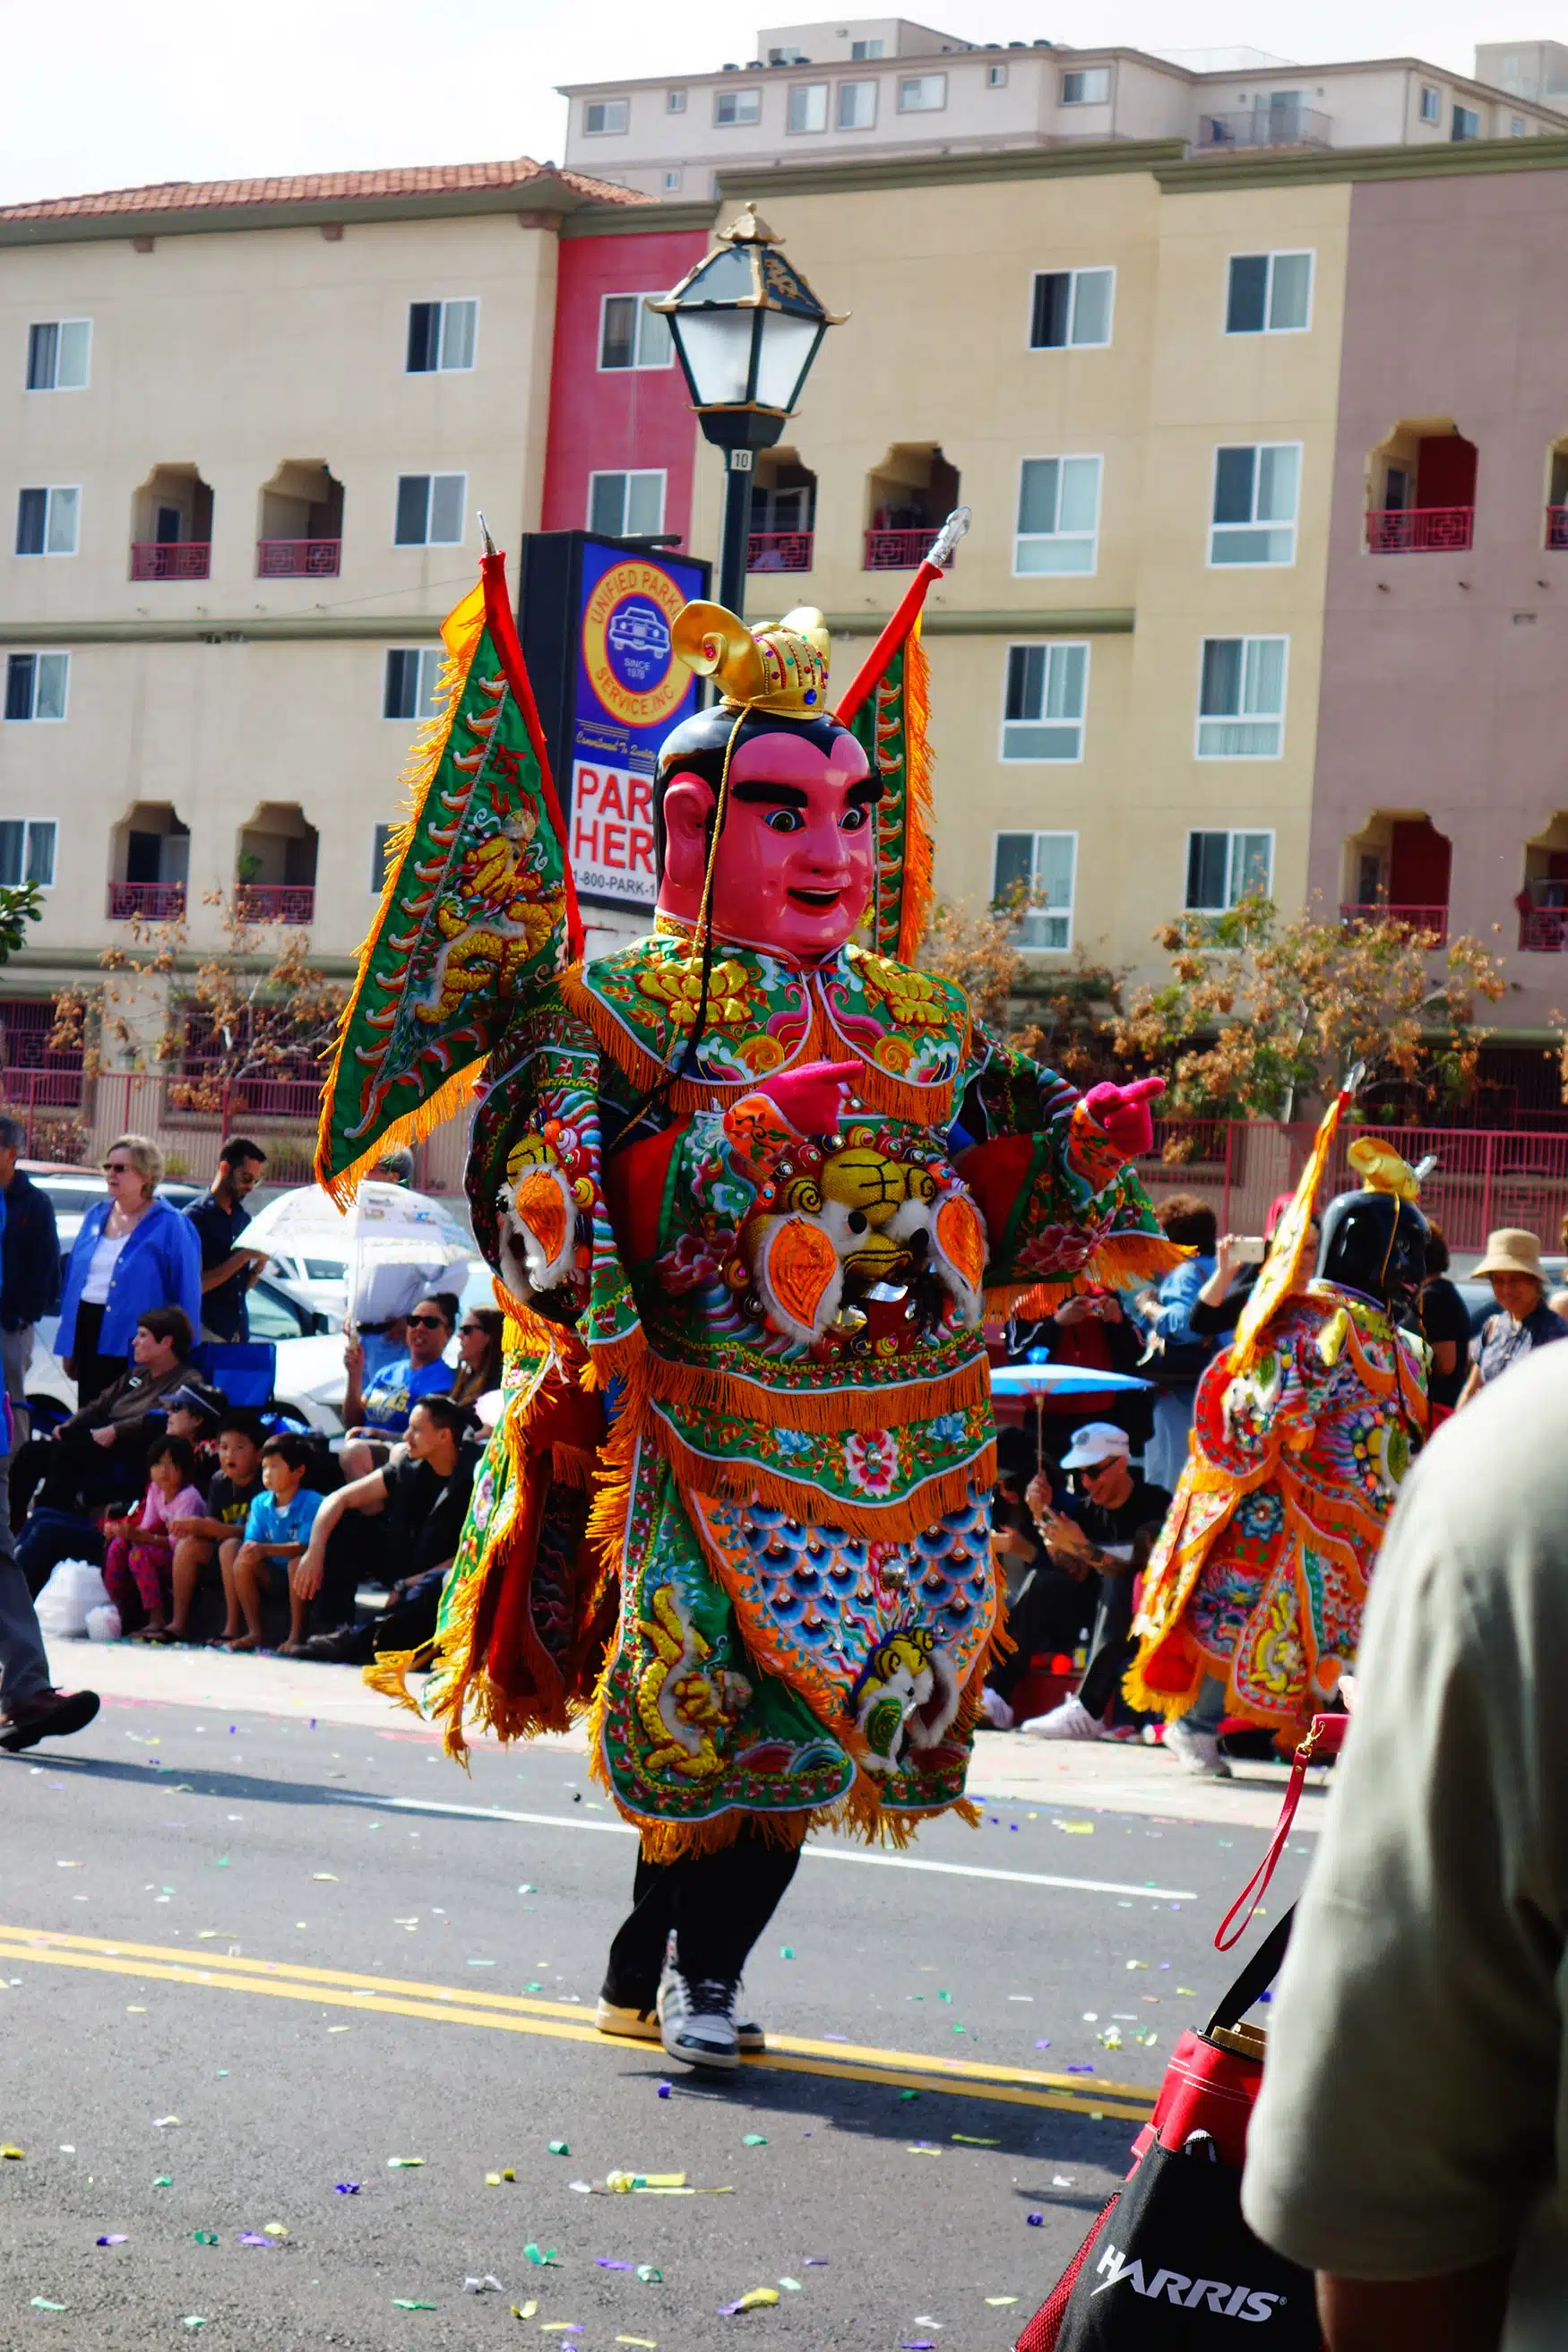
[{"xmin": 0, "ymin": 0, "xmax": 1521, "ymax": 208}]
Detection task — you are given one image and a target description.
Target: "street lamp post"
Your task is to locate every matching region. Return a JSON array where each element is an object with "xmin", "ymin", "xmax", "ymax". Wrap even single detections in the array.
[{"xmin": 648, "ymin": 203, "xmax": 843, "ymax": 616}]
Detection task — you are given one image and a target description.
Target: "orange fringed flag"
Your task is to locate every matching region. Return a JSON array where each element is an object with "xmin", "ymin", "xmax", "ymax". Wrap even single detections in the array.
[{"xmin": 1228, "ymin": 1085, "xmax": 1351, "ymax": 1378}]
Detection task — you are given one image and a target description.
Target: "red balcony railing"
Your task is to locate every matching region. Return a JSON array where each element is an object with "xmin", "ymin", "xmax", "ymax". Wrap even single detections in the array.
[
  {"xmin": 1546, "ymin": 506, "xmax": 1568, "ymax": 549},
  {"xmin": 235, "ymin": 883, "xmax": 315, "ymax": 925},
  {"xmin": 256, "ymin": 538, "xmax": 342, "ymax": 578},
  {"xmin": 1366, "ymin": 506, "xmax": 1474, "ymax": 555},
  {"xmin": 1340, "ymin": 901, "xmax": 1449, "ymax": 944},
  {"xmin": 1520, "ymin": 900, "xmax": 1568, "ymax": 952},
  {"xmin": 130, "ymin": 542, "xmax": 211, "ymax": 581},
  {"xmin": 863, "ymin": 527, "xmax": 956, "ymax": 572},
  {"xmin": 108, "ymin": 881, "xmax": 186, "ymax": 922},
  {"xmin": 747, "ymin": 530, "xmax": 814, "ymax": 573}
]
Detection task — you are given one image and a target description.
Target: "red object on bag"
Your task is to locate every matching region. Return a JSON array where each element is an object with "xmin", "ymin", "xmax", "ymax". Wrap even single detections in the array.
[
  {"xmin": 1215, "ymin": 1710, "xmax": 1346, "ymax": 1951},
  {"xmin": 1009, "ymin": 1653, "xmax": 1079, "ymax": 1724}
]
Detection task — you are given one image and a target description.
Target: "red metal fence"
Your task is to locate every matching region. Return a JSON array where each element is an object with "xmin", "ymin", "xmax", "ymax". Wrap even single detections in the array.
[
  {"xmin": 1366, "ymin": 506, "xmax": 1474, "ymax": 554},
  {"xmin": 864, "ymin": 528, "xmax": 954, "ymax": 572},
  {"xmin": 129, "ymin": 542, "xmax": 211, "ymax": 581},
  {"xmin": 107, "ymin": 881, "xmax": 187, "ymax": 921},
  {"xmin": 234, "ymin": 883, "xmax": 316, "ymax": 924},
  {"xmin": 255, "ymin": 538, "xmax": 342, "ymax": 578}
]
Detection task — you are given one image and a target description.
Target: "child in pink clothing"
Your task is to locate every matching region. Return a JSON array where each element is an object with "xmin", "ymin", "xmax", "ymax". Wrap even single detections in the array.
[{"xmin": 103, "ymin": 1434, "xmax": 207, "ymax": 1638}]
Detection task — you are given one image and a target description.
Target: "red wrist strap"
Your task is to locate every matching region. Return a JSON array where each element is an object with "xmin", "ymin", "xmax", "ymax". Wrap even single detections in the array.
[{"xmin": 1213, "ymin": 1711, "xmax": 1348, "ymax": 1952}]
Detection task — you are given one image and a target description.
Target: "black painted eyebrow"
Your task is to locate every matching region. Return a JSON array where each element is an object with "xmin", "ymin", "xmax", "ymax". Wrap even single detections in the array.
[{"xmin": 731, "ymin": 780, "xmax": 810, "ymax": 810}]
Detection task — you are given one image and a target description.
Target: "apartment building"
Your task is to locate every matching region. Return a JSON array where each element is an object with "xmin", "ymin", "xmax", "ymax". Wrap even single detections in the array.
[
  {"xmin": 562, "ymin": 19, "xmax": 1568, "ymax": 201},
  {"xmin": 0, "ymin": 156, "xmax": 642, "ymax": 1112}
]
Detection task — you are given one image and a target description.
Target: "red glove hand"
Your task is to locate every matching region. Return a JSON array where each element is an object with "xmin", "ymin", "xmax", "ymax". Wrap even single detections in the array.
[
  {"xmin": 1082, "ymin": 1076, "xmax": 1164, "ymax": 1159},
  {"xmin": 754, "ymin": 1058, "xmax": 856, "ymax": 1138}
]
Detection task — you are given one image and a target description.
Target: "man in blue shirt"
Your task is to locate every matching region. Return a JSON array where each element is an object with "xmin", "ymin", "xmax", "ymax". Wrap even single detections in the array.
[{"xmin": 339, "ymin": 1292, "xmax": 455, "ymax": 1478}]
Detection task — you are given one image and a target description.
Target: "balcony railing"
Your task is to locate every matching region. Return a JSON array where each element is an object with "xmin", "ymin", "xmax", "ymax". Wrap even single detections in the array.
[
  {"xmin": 1340, "ymin": 901, "xmax": 1450, "ymax": 945},
  {"xmin": 747, "ymin": 530, "xmax": 814, "ymax": 573},
  {"xmin": 1366, "ymin": 506, "xmax": 1474, "ymax": 554},
  {"xmin": 1196, "ymin": 107, "xmax": 1333, "ymax": 151},
  {"xmin": 863, "ymin": 527, "xmax": 956, "ymax": 573},
  {"xmin": 1547, "ymin": 506, "xmax": 1568, "ymax": 549},
  {"xmin": 108, "ymin": 881, "xmax": 186, "ymax": 922},
  {"xmin": 256, "ymin": 538, "xmax": 342, "ymax": 578},
  {"xmin": 130, "ymin": 542, "xmax": 211, "ymax": 581},
  {"xmin": 235, "ymin": 883, "xmax": 315, "ymax": 925}
]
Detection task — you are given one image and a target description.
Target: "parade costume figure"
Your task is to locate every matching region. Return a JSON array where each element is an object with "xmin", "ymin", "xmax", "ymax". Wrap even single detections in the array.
[
  {"xmin": 1124, "ymin": 1100, "xmax": 1430, "ymax": 1743},
  {"xmin": 317, "ymin": 533, "xmax": 1180, "ymax": 2066}
]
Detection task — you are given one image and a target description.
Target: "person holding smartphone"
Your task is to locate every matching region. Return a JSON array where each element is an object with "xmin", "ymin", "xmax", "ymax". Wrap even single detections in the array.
[{"xmin": 1015, "ymin": 1423, "xmax": 1172, "ymax": 1741}]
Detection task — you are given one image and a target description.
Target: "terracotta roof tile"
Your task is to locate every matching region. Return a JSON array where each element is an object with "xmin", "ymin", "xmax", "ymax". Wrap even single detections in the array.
[{"xmin": 0, "ymin": 156, "xmax": 647, "ymax": 224}]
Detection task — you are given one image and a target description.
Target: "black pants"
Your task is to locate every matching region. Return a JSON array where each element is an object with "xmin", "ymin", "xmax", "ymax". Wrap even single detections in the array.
[
  {"xmin": 1078, "ymin": 1574, "xmax": 1138, "ymax": 1718},
  {"xmin": 989, "ymin": 1563, "xmax": 1096, "ymax": 1702},
  {"xmin": 314, "ymin": 1569, "xmax": 446, "ymax": 1665},
  {"xmin": 299, "ymin": 1512, "xmax": 409, "ymax": 1640},
  {"xmin": 68, "ymin": 1304, "xmax": 126, "ymax": 1412},
  {"xmin": 601, "ymin": 1824, "xmax": 801, "ymax": 2003}
]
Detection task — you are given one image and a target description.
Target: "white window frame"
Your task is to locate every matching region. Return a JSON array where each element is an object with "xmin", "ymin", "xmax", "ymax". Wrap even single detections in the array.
[
  {"xmin": 1512, "ymin": 116, "xmax": 1528, "ymax": 137},
  {"xmin": 666, "ymin": 88, "xmax": 687, "ymax": 114},
  {"xmin": 898, "ymin": 73, "xmax": 947, "ymax": 113},
  {"xmin": 1013, "ymin": 455, "xmax": 1102, "ymax": 578},
  {"xmin": 1185, "ymin": 828, "xmax": 1275, "ymax": 915},
  {"xmin": 370, "ymin": 822, "xmax": 396, "ymax": 892},
  {"xmin": 383, "ymin": 646, "xmax": 444, "ymax": 722},
  {"xmin": 999, "ymin": 642, "xmax": 1091, "ymax": 765},
  {"xmin": 1419, "ymin": 83, "xmax": 1441, "ymax": 124},
  {"xmin": 1061, "ymin": 65, "xmax": 1111, "ymax": 105},
  {"xmin": 987, "ymin": 61, "xmax": 1009, "ymax": 87},
  {"xmin": 0, "ymin": 818, "xmax": 57, "ymax": 887},
  {"xmin": 1452, "ymin": 102, "xmax": 1480, "ymax": 141},
  {"xmin": 1207, "ymin": 442, "xmax": 1301, "ymax": 570},
  {"xmin": 837, "ymin": 78, "xmax": 879, "ymax": 130},
  {"xmin": 662, "ymin": 168, "xmax": 683, "ymax": 191},
  {"xmin": 392, "ymin": 472, "xmax": 468, "ymax": 548},
  {"xmin": 587, "ymin": 469, "xmax": 668, "ymax": 538},
  {"xmin": 1194, "ymin": 637, "xmax": 1288, "ymax": 760},
  {"xmin": 582, "ymin": 98, "xmax": 628, "ymax": 135},
  {"xmin": 713, "ymin": 85, "xmax": 762, "ymax": 127},
  {"xmin": 24, "ymin": 318, "xmax": 90, "ymax": 393},
  {"xmin": 597, "ymin": 292, "xmax": 673, "ymax": 373},
  {"xmin": 15, "ymin": 485, "xmax": 81, "ymax": 557},
  {"xmin": 1027, "ymin": 266, "xmax": 1116, "ymax": 351},
  {"xmin": 1224, "ymin": 250, "xmax": 1314, "ymax": 336},
  {"xmin": 851, "ymin": 36, "xmax": 884, "ymax": 58},
  {"xmin": 4, "ymin": 651, "xmax": 70, "ymax": 724},
  {"xmin": 406, "ymin": 298, "xmax": 478, "ymax": 375},
  {"xmin": 788, "ymin": 81, "xmax": 829, "ymax": 133},
  {"xmin": 993, "ymin": 830, "xmax": 1078, "ymax": 952}
]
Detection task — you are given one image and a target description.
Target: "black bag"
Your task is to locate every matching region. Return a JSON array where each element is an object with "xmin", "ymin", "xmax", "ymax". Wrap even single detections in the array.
[{"xmin": 1016, "ymin": 1915, "xmax": 1320, "ymax": 2350}]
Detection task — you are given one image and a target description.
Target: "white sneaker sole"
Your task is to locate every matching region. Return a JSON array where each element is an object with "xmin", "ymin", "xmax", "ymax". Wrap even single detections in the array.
[{"xmin": 598, "ymin": 1998, "xmax": 763, "ymax": 2053}]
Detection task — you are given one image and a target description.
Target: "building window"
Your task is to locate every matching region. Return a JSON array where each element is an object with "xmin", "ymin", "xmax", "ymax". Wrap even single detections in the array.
[
  {"xmin": 3, "ymin": 653, "xmax": 69, "ymax": 723},
  {"xmin": 1185, "ymin": 829, "xmax": 1273, "ymax": 913},
  {"xmin": 1452, "ymin": 103, "xmax": 1480, "ymax": 141},
  {"xmin": 1029, "ymin": 267, "xmax": 1115, "ymax": 349},
  {"xmin": 406, "ymin": 299, "xmax": 478, "ymax": 374},
  {"xmin": 1209, "ymin": 444, "xmax": 1300, "ymax": 566},
  {"xmin": 370, "ymin": 823, "xmax": 396, "ymax": 891},
  {"xmin": 851, "ymin": 37, "xmax": 884, "ymax": 57},
  {"xmin": 0, "ymin": 821, "xmax": 56, "ymax": 887},
  {"xmin": 1061, "ymin": 65, "xmax": 1110, "ymax": 104},
  {"xmin": 714, "ymin": 86, "xmax": 762, "ymax": 125},
  {"xmin": 1419, "ymin": 83, "xmax": 1441, "ymax": 124},
  {"xmin": 599, "ymin": 294, "xmax": 673, "ymax": 371},
  {"xmin": 582, "ymin": 98, "xmax": 628, "ymax": 134},
  {"xmin": 788, "ymin": 82, "xmax": 829, "ymax": 133},
  {"xmin": 1512, "ymin": 116, "xmax": 1528, "ymax": 136},
  {"xmin": 666, "ymin": 88, "xmax": 687, "ymax": 113},
  {"xmin": 589, "ymin": 470, "xmax": 666, "ymax": 538},
  {"xmin": 25, "ymin": 320, "xmax": 90, "ymax": 392},
  {"xmin": 899, "ymin": 73, "xmax": 946, "ymax": 111},
  {"xmin": 837, "ymin": 79, "xmax": 878, "ymax": 129},
  {"xmin": 987, "ymin": 61, "xmax": 1009, "ymax": 87},
  {"xmin": 1226, "ymin": 251, "xmax": 1313, "ymax": 334},
  {"xmin": 1197, "ymin": 637, "xmax": 1288, "ymax": 758},
  {"xmin": 662, "ymin": 168, "xmax": 683, "ymax": 191},
  {"xmin": 1015, "ymin": 456, "xmax": 1101, "ymax": 575},
  {"xmin": 1002, "ymin": 642, "xmax": 1089, "ymax": 762},
  {"xmin": 383, "ymin": 647, "xmax": 443, "ymax": 721},
  {"xmin": 393, "ymin": 473, "xmax": 467, "ymax": 547},
  {"xmin": 15, "ymin": 486, "xmax": 80, "ymax": 556},
  {"xmin": 994, "ymin": 831, "xmax": 1076, "ymax": 950}
]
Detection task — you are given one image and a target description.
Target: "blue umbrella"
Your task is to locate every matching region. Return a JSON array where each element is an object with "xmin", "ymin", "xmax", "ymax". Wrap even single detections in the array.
[{"xmin": 991, "ymin": 1363, "xmax": 1153, "ymax": 1395}]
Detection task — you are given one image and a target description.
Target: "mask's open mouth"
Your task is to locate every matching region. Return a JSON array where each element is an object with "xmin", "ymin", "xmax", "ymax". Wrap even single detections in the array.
[{"xmin": 787, "ymin": 886, "xmax": 841, "ymax": 909}]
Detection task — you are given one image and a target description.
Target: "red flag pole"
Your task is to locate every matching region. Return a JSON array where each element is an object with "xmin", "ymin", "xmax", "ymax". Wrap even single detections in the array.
[{"xmin": 833, "ymin": 506, "xmax": 971, "ymax": 725}]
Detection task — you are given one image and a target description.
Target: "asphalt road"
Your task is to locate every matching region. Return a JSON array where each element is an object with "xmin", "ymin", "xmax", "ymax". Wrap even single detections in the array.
[{"xmin": 0, "ymin": 1694, "xmax": 1312, "ymax": 2351}]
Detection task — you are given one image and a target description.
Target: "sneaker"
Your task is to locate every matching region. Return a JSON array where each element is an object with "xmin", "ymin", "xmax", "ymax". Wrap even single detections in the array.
[
  {"xmin": 598, "ymin": 1994, "xmax": 764, "ymax": 2052},
  {"xmin": 978, "ymin": 1685, "xmax": 1014, "ymax": 1730},
  {"xmin": 1162, "ymin": 1716, "xmax": 1233, "ymax": 1779},
  {"xmin": 657, "ymin": 1969, "xmax": 741, "ymax": 2071},
  {"xmin": 1018, "ymin": 1695, "xmax": 1104, "ymax": 1741},
  {"xmin": 0, "ymin": 1686, "xmax": 100, "ymax": 1755}
]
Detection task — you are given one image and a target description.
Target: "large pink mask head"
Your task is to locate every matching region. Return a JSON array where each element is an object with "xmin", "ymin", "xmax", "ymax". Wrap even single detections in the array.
[{"xmin": 657, "ymin": 718, "xmax": 877, "ymax": 961}]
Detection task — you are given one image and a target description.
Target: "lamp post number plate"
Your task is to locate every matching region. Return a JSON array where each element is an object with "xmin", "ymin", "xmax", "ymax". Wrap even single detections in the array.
[{"xmin": 729, "ymin": 449, "xmax": 754, "ymax": 471}]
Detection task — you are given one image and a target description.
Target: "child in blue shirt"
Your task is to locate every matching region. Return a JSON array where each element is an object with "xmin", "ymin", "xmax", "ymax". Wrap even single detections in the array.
[{"xmin": 222, "ymin": 1432, "xmax": 323, "ymax": 1652}]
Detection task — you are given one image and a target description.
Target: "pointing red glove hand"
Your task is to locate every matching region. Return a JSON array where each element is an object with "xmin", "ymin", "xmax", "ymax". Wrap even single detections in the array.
[{"xmin": 1081, "ymin": 1076, "xmax": 1165, "ymax": 1160}]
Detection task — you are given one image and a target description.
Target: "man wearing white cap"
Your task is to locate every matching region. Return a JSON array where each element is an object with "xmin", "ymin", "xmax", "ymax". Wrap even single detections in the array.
[{"xmin": 1016, "ymin": 1423, "xmax": 1172, "ymax": 1743}]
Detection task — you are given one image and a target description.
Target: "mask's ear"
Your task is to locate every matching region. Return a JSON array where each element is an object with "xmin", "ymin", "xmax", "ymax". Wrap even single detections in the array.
[{"xmin": 660, "ymin": 773, "xmax": 718, "ymax": 892}]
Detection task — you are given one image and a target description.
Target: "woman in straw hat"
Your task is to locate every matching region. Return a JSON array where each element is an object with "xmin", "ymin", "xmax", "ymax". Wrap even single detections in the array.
[{"xmin": 1459, "ymin": 1228, "xmax": 1567, "ymax": 1407}]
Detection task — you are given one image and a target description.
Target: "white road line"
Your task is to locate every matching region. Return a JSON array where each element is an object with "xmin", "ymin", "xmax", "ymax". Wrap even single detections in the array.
[{"xmin": 347, "ymin": 1794, "xmax": 1195, "ymax": 1902}]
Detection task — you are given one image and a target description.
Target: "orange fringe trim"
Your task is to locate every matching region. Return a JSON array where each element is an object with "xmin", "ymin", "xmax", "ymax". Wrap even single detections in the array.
[
  {"xmin": 896, "ymin": 616, "xmax": 934, "ymax": 964},
  {"xmin": 649, "ymin": 1405, "xmax": 995, "ymax": 1544},
  {"xmin": 639, "ymin": 1348, "xmax": 989, "ymax": 1438}
]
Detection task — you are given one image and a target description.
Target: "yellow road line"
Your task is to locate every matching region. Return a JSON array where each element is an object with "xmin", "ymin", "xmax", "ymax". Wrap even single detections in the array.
[{"xmin": 0, "ymin": 1927, "xmax": 1154, "ymax": 2121}]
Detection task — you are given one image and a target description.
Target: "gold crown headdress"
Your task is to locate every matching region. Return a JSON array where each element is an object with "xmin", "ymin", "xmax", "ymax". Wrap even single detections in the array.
[{"xmin": 671, "ymin": 600, "xmax": 831, "ymax": 716}]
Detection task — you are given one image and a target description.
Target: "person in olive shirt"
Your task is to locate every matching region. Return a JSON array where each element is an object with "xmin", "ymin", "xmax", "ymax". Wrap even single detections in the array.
[
  {"xmin": 185, "ymin": 1138, "xmax": 269, "ymax": 1342},
  {"xmin": 1017, "ymin": 1422, "xmax": 1172, "ymax": 1740},
  {"xmin": 289, "ymin": 1393, "xmax": 478, "ymax": 1662}
]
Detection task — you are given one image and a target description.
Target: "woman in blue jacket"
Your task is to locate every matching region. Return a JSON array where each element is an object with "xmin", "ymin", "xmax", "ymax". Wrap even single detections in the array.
[{"xmin": 57, "ymin": 1135, "xmax": 203, "ymax": 1405}]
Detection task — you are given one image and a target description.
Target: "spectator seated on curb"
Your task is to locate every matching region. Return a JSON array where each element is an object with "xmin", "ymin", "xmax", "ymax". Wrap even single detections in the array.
[
  {"xmin": 162, "ymin": 1382, "xmax": 225, "ymax": 1479},
  {"xmin": 159, "ymin": 1411, "xmax": 266, "ymax": 1646},
  {"xmin": 290, "ymin": 1394, "xmax": 478, "ymax": 1664},
  {"xmin": 338, "ymin": 1292, "xmax": 457, "ymax": 1480},
  {"xmin": 102, "ymin": 1434, "xmax": 205, "ymax": 1639},
  {"xmin": 220, "ymin": 1433, "xmax": 324, "ymax": 1653},
  {"xmin": 983, "ymin": 1427, "xmax": 1093, "ymax": 1727}
]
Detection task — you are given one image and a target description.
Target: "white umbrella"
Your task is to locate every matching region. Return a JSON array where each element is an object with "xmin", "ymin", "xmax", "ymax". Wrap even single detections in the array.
[{"xmin": 243, "ymin": 1181, "xmax": 474, "ymax": 1330}]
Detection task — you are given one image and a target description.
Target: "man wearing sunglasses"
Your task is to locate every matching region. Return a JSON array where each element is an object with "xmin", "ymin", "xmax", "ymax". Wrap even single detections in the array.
[{"xmin": 340, "ymin": 1292, "xmax": 456, "ymax": 1480}]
